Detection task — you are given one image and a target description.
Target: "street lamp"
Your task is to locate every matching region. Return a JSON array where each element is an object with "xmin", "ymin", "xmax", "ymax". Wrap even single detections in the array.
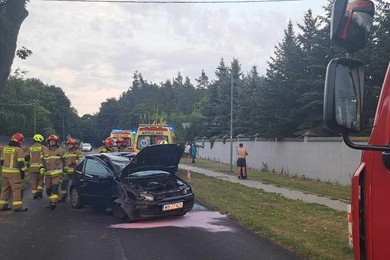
[{"xmin": 229, "ymin": 72, "xmax": 233, "ymax": 173}]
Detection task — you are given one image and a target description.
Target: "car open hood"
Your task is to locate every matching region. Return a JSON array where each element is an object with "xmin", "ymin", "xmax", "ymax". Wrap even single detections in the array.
[{"xmin": 121, "ymin": 144, "xmax": 183, "ymax": 177}]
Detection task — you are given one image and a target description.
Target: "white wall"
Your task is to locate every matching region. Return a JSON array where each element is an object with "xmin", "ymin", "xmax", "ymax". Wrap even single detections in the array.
[{"xmin": 196, "ymin": 137, "xmax": 362, "ymax": 185}]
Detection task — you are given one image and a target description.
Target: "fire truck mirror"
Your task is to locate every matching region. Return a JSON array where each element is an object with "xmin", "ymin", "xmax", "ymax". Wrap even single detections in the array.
[
  {"xmin": 331, "ymin": 0, "xmax": 375, "ymax": 52},
  {"xmin": 324, "ymin": 58, "xmax": 364, "ymax": 134},
  {"xmin": 381, "ymin": 151, "xmax": 390, "ymax": 172}
]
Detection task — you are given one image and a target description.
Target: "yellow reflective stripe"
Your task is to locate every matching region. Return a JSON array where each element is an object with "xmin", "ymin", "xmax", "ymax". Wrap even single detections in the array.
[
  {"xmin": 0, "ymin": 200, "xmax": 7, "ymax": 205},
  {"xmin": 30, "ymin": 147, "xmax": 42, "ymax": 152},
  {"xmin": 46, "ymin": 169, "xmax": 63, "ymax": 175},
  {"xmin": 32, "ymin": 190, "xmax": 37, "ymax": 194},
  {"xmin": 46, "ymin": 156, "xmax": 62, "ymax": 159},
  {"xmin": 37, "ymin": 186, "xmax": 44, "ymax": 190},
  {"xmin": 17, "ymin": 158, "xmax": 25, "ymax": 162},
  {"xmin": 4, "ymin": 148, "xmax": 15, "ymax": 168},
  {"xmin": 49, "ymin": 194, "xmax": 59, "ymax": 200},
  {"xmin": 3, "ymin": 148, "xmax": 15, "ymax": 153},
  {"xmin": 60, "ymin": 191, "xmax": 67, "ymax": 194},
  {"xmin": 2, "ymin": 167, "xmax": 20, "ymax": 173},
  {"xmin": 67, "ymin": 169, "xmax": 74, "ymax": 173},
  {"xmin": 30, "ymin": 163, "xmax": 41, "ymax": 168},
  {"xmin": 12, "ymin": 201, "xmax": 22, "ymax": 206},
  {"xmin": 21, "ymin": 166, "xmax": 27, "ymax": 171}
]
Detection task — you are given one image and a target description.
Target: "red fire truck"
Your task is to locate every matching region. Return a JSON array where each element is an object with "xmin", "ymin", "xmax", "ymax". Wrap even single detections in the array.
[{"xmin": 324, "ymin": 0, "xmax": 389, "ymax": 258}]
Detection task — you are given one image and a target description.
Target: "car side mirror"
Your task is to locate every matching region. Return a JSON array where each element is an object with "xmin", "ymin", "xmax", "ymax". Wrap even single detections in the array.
[
  {"xmin": 324, "ymin": 58, "xmax": 364, "ymax": 134},
  {"xmin": 331, "ymin": 0, "xmax": 375, "ymax": 52}
]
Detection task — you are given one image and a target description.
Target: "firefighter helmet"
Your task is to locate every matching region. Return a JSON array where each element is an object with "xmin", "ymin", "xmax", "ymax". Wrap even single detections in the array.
[
  {"xmin": 158, "ymin": 140, "xmax": 168, "ymax": 144},
  {"xmin": 117, "ymin": 137, "xmax": 125, "ymax": 146},
  {"xmin": 67, "ymin": 138, "xmax": 77, "ymax": 145},
  {"xmin": 33, "ymin": 134, "xmax": 44, "ymax": 143},
  {"xmin": 104, "ymin": 137, "xmax": 114, "ymax": 147},
  {"xmin": 47, "ymin": 134, "xmax": 59, "ymax": 142},
  {"xmin": 11, "ymin": 133, "xmax": 25, "ymax": 144}
]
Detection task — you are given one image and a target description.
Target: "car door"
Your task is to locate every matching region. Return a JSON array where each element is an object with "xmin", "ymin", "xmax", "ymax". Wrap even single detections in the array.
[{"xmin": 80, "ymin": 157, "xmax": 114, "ymax": 207}]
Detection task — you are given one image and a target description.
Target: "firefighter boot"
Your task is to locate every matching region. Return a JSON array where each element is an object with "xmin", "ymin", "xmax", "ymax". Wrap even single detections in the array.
[
  {"xmin": 0, "ymin": 204, "xmax": 12, "ymax": 211},
  {"xmin": 33, "ymin": 193, "xmax": 38, "ymax": 199},
  {"xmin": 14, "ymin": 207, "xmax": 28, "ymax": 212},
  {"xmin": 37, "ymin": 191, "xmax": 43, "ymax": 198},
  {"xmin": 50, "ymin": 202, "xmax": 56, "ymax": 210}
]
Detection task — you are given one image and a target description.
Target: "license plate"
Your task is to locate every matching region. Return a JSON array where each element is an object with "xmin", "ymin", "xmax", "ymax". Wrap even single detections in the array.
[{"xmin": 162, "ymin": 202, "xmax": 183, "ymax": 211}]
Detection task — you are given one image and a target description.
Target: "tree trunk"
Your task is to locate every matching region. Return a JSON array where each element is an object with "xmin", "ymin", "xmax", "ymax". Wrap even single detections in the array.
[{"xmin": 0, "ymin": 0, "xmax": 28, "ymax": 96}]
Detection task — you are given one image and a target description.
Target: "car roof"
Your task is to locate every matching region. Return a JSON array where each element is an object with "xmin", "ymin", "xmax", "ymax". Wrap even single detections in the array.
[{"xmin": 87, "ymin": 153, "xmax": 130, "ymax": 162}]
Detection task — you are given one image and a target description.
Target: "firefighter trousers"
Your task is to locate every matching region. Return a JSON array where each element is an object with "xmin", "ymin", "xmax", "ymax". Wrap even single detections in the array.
[
  {"xmin": 0, "ymin": 172, "xmax": 24, "ymax": 210},
  {"xmin": 31, "ymin": 172, "xmax": 44, "ymax": 197},
  {"xmin": 60, "ymin": 174, "xmax": 71, "ymax": 199},
  {"xmin": 45, "ymin": 174, "xmax": 62, "ymax": 204}
]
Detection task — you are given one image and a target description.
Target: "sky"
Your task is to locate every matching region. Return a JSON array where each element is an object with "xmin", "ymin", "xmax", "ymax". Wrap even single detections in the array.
[{"xmin": 11, "ymin": 0, "xmax": 330, "ymax": 116}]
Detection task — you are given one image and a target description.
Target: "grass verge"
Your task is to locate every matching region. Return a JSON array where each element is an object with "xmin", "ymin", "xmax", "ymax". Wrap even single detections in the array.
[
  {"xmin": 187, "ymin": 159, "xmax": 351, "ymax": 202},
  {"xmin": 178, "ymin": 170, "xmax": 353, "ymax": 260}
]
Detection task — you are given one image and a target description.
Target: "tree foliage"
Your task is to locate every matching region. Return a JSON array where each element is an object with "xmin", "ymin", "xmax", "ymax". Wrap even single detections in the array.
[{"xmin": 1, "ymin": 1, "xmax": 389, "ymax": 144}]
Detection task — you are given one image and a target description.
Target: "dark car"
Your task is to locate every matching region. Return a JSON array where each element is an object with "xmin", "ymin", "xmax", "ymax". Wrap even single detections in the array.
[{"xmin": 70, "ymin": 144, "xmax": 194, "ymax": 222}]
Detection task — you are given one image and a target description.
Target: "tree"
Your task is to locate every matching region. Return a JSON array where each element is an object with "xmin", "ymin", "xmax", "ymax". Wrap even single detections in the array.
[
  {"xmin": 0, "ymin": 0, "xmax": 29, "ymax": 96},
  {"xmin": 259, "ymin": 21, "xmax": 305, "ymax": 138}
]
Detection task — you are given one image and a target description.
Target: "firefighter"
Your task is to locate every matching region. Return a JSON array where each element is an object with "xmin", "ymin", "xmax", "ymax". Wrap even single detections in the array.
[
  {"xmin": 28, "ymin": 134, "xmax": 46, "ymax": 199},
  {"xmin": 98, "ymin": 137, "xmax": 114, "ymax": 153},
  {"xmin": 115, "ymin": 137, "xmax": 128, "ymax": 152},
  {"xmin": 59, "ymin": 138, "xmax": 83, "ymax": 202},
  {"xmin": 40, "ymin": 134, "xmax": 65, "ymax": 209},
  {"xmin": 0, "ymin": 133, "xmax": 28, "ymax": 212}
]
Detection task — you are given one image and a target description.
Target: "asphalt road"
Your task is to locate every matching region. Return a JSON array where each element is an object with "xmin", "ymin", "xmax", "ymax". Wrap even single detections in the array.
[{"xmin": 0, "ymin": 186, "xmax": 301, "ymax": 260}]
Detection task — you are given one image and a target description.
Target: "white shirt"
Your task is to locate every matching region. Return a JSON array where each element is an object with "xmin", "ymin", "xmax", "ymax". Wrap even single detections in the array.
[{"xmin": 184, "ymin": 144, "xmax": 191, "ymax": 153}]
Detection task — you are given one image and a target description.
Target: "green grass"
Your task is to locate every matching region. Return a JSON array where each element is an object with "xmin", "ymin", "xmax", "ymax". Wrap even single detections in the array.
[
  {"xmin": 179, "ymin": 170, "xmax": 353, "ymax": 260},
  {"xmin": 184, "ymin": 159, "xmax": 351, "ymax": 202}
]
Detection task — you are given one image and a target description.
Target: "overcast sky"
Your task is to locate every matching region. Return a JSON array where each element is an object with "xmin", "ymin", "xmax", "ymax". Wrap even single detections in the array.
[{"xmin": 12, "ymin": 0, "xmax": 330, "ymax": 116}]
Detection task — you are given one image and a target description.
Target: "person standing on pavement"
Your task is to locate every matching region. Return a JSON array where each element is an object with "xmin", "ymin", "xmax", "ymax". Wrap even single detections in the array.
[
  {"xmin": 184, "ymin": 142, "xmax": 191, "ymax": 163},
  {"xmin": 191, "ymin": 143, "xmax": 197, "ymax": 164},
  {"xmin": 236, "ymin": 143, "xmax": 248, "ymax": 179},
  {"xmin": 0, "ymin": 133, "xmax": 28, "ymax": 212},
  {"xmin": 98, "ymin": 137, "xmax": 114, "ymax": 153},
  {"xmin": 40, "ymin": 134, "xmax": 65, "ymax": 209},
  {"xmin": 27, "ymin": 134, "xmax": 47, "ymax": 199},
  {"xmin": 60, "ymin": 138, "xmax": 83, "ymax": 202}
]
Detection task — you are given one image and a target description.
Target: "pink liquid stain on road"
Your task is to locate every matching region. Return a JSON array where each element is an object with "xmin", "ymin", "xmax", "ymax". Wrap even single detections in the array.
[{"xmin": 110, "ymin": 211, "xmax": 234, "ymax": 233}]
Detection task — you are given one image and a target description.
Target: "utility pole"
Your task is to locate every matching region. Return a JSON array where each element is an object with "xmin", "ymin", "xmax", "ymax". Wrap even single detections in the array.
[
  {"xmin": 217, "ymin": 67, "xmax": 234, "ymax": 173},
  {"xmin": 230, "ymin": 72, "xmax": 233, "ymax": 173}
]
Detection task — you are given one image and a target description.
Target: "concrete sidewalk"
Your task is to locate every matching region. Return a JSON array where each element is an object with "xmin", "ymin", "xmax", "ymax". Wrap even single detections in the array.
[{"xmin": 179, "ymin": 164, "xmax": 349, "ymax": 212}]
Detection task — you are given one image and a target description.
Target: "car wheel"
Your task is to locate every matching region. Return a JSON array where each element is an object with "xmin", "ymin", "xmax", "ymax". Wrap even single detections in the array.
[
  {"xmin": 70, "ymin": 186, "xmax": 83, "ymax": 209},
  {"xmin": 113, "ymin": 202, "xmax": 129, "ymax": 223}
]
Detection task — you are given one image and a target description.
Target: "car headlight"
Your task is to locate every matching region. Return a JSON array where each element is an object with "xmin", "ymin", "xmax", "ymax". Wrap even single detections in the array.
[
  {"xmin": 140, "ymin": 193, "xmax": 154, "ymax": 202},
  {"xmin": 182, "ymin": 187, "xmax": 192, "ymax": 195}
]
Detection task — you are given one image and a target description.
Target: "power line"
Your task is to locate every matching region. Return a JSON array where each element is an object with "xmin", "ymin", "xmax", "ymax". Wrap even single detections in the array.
[{"xmin": 42, "ymin": 0, "xmax": 300, "ymax": 4}]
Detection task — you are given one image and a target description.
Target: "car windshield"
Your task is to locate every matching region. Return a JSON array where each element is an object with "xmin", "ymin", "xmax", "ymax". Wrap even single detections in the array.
[
  {"xmin": 112, "ymin": 159, "xmax": 130, "ymax": 172},
  {"xmin": 129, "ymin": 170, "xmax": 171, "ymax": 178},
  {"xmin": 83, "ymin": 143, "xmax": 91, "ymax": 147}
]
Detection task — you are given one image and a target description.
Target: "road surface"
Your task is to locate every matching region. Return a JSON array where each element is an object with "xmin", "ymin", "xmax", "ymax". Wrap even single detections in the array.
[{"xmin": 0, "ymin": 186, "xmax": 301, "ymax": 260}]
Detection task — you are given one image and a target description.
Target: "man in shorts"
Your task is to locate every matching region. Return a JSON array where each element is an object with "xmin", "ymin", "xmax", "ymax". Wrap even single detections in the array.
[
  {"xmin": 236, "ymin": 143, "xmax": 248, "ymax": 179},
  {"xmin": 184, "ymin": 142, "xmax": 191, "ymax": 163}
]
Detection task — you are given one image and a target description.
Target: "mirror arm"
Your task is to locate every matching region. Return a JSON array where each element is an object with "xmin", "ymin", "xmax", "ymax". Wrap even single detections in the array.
[{"xmin": 342, "ymin": 133, "xmax": 390, "ymax": 151}]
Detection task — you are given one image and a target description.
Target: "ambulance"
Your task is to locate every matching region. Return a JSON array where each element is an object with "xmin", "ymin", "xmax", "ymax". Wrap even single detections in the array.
[
  {"xmin": 110, "ymin": 129, "xmax": 134, "ymax": 148},
  {"xmin": 133, "ymin": 121, "xmax": 175, "ymax": 153}
]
